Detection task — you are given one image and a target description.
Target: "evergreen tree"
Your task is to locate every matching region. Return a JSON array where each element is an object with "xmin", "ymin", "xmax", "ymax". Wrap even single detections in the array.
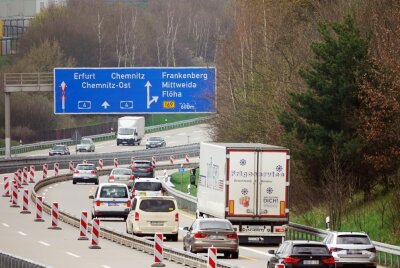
[{"xmin": 279, "ymin": 16, "xmax": 370, "ymax": 187}]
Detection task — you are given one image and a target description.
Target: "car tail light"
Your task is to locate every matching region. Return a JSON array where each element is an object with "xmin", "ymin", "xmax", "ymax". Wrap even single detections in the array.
[
  {"xmin": 135, "ymin": 212, "xmax": 139, "ymax": 221},
  {"xmin": 175, "ymin": 213, "xmax": 179, "ymax": 222},
  {"xmin": 109, "ymin": 175, "xmax": 115, "ymax": 181},
  {"xmin": 74, "ymin": 170, "xmax": 79, "ymax": 174},
  {"xmin": 367, "ymin": 247, "xmax": 376, "ymax": 253},
  {"xmin": 127, "ymin": 200, "xmax": 131, "ymax": 207},
  {"xmin": 91, "ymin": 170, "xmax": 97, "ymax": 175},
  {"xmin": 96, "ymin": 200, "xmax": 101, "ymax": 206},
  {"xmin": 147, "ymin": 167, "xmax": 153, "ymax": 171},
  {"xmin": 321, "ymin": 257, "xmax": 335, "ymax": 264},
  {"xmin": 226, "ymin": 233, "xmax": 238, "ymax": 239},
  {"xmin": 284, "ymin": 256, "xmax": 301, "ymax": 264},
  {"xmin": 194, "ymin": 232, "xmax": 207, "ymax": 239},
  {"xmin": 131, "ymin": 166, "xmax": 137, "ymax": 171},
  {"xmin": 274, "ymin": 226, "xmax": 285, "ymax": 233},
  {"xmin": 129, "ymin": 175, "xmax": 134, "ymax": 181}
]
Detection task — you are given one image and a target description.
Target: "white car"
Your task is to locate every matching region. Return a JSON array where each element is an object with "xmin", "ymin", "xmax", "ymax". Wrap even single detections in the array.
[
  {"xmin": 90, "ymin": 183, "xmax": 131, "ymax": 221},
  {"xmin": 323, "ymin": 231, "xmax": 377, "ymax": 268},
  {"xmin": 108, "ymin": 167, "xmax": 135, "ymax": 189},
  {"xmin": 131, "ymin": 177, "xmax": 164, "ymax": 197},
  {"xmin": 77, "ymin": 137, "xmax": 95, "ymax": 152},
  {"xmin": 126, "ymin": 196, "xmax": 179, "ymax": 241}
]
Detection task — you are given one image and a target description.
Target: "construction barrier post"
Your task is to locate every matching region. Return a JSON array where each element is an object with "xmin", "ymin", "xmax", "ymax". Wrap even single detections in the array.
[
  {"xmin": 54, "ymin": 163, "xmax": 59, "ymax": 176},
  {"xmin": 151, "ymin": 233, "xmax": 165, "ymax": 267},
  {"xmin": 185, "ymin": 154, "xmax": 190, "ymax": 163},
  {"xmin": 48, "ymin": 202, "xmax": 61, "ymax": 230},
  {"xmin": 34, "ymin": 196, "xmax": 45, "ymax": 222},
  {"xmin": 152, "ymin": 156, "xmax": 157, "ymax": 167},
  {"xmin": 2, "ymin": 176, "xmax": 10, "ymax": 197},
  {"xmin": 113, "ymin": 158, "xmax": 118, "ymax": 167},
  {"xmin": 42, "ymin": 164, "xmax": 48, "ymax": 180},
  {"xmin": 98, "ymin": 159, "xmax": 103, "ymax": 170},
  {"xmin": 78, "ymin": 211, "xmax": 89, "ymax": 240},
  {"xmin": 20, "ymin": 189, "xmax": 31, "ymax": 214},
  {"xmin": 208, "ymin": 246, "xmax": 217, "ymax": 268},
  {"xmin": 89, "ymin": 218, "xmax": 101, "ymax": 249},
  {"xmin": 29, "ymin": 165, "xmax": 35, "ymax": 183},
  {"xmin": 10, "ymin": 182, "xmax": 19, "ymax": 208},
  {"xmin": 69, "ymin": 161, "xmax": 74, "ymax": 173},
  {"xmin": 22, "ymin": 167, "xmax": 28, "ymax": 185}
]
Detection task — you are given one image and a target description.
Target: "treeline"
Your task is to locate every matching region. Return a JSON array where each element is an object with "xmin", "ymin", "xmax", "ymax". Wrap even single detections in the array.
[
  {"xmin": 212, "ymin": 0, "xmax": 399, "ymax": 236},
  {"xmin": 0, "ymin": 0, "xmax": 232, "ymax": 141}
]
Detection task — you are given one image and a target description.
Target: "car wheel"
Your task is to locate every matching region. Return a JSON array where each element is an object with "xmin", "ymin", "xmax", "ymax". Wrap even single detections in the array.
[
  {"xmin": 224, "ymin": 252, "xmax": 230, "ymax": 258},
  {"xmin": 125, "ymin": 222, "xmax": 130, "ymax": 234},
  {"xmin": 94, "ymin": 180, "xmax": 99, "ymax": 185},
  {"xmin": 189, "ymin": 245, "xmax": 195, "ymax": 254},
  {"xmin": 72, "ymin": 180, "xmax": 76, "ymax": 185},
  {"xmin": 231, "ymin": 252, "xmax": 239, "ymax": 259},
  {"xmin": 123, "ymin": 216, "xmax": 127, "ymax": 221}
]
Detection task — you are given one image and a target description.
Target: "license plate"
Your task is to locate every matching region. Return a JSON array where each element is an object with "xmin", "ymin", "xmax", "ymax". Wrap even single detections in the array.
[
  {"xmin": 208, "ymin": 235, "xmax": 224, "ymax": 240},
  {"xmin": 150, "ymin": 221, "xmax": 164, "ymax": 226},
  {"xmin": 108, "ymin": 203, "xmax": 119, "ymax": 206},
  {"xmin": 139, "ymin": 192, "xmax": 146, "ymax": 196},
  {"xmin": 242, "ymin": 225, "xmax": 271, "ymax": 233},
  {"xmin": 348, "ymin": 249, "xmax": 362, "ymax": 254},
  {"xmin": 303, "ymin": 260, "xmax": 319, "ymax": 265}
]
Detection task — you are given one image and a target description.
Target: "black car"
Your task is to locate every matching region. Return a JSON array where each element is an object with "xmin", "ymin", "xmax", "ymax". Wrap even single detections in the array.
[
  {"xmin": 267, "ymin": 240, "xmax": 335, "ymax": 268},
  {"xmin": 145, "ymin": 136, "xmax": 166, "ymax": 149},
  {"xmin": 129, "ymin": 160, "xmax": 154, "ymax": 178},
  {"xmin": 49, "ymin": 144, "xmax": 70, "ymax": 156}
]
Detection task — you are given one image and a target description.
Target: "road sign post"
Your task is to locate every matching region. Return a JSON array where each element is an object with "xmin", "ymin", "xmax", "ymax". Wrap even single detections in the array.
[{"xmin": 54, "ymin": 67, "xmax": 216, "ymax": 114}]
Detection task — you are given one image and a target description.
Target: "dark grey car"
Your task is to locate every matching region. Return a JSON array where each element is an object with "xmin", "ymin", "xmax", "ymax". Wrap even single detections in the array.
[
  {"xmin": 145, "ymin": 136, "xmax": 166, "ymax": 149},
  {"xmin": 129, "ymin": 160, "xmax": 154, "ymax": 178},
  {"xmin": 183, "ymin": 218, "xmax": 239, "ymax": 259}
]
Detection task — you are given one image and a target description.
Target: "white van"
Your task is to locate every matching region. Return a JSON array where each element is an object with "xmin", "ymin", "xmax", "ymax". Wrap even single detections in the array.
[
  {"xmin": 131, "ymin": 178, "xmax": 164, "ymax": 197},
  {"xmin": 125, "ymin": 196, "xmax": 179, "ymax": 241}
]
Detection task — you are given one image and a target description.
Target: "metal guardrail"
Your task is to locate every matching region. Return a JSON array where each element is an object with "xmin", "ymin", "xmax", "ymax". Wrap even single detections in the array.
[
  {"xmin": 0, "ymin": 250, "xmax": 48, "ymax": 268},
  {"xmin": 29, "ymin": 165, "xmax": 241, "ymax": 268},
  {"xmin": 0, "ymin": 117, "xmax": 212, "ymax": 156}
]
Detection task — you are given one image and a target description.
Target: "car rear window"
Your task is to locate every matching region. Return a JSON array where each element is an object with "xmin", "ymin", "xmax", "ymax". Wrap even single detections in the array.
[
  {"xmin": 134, "ymin": 161, "xmax": 152, "ymax": 167},
  {"xmin": 293, "ymin": 245, "xmax": 329, "ymax": 254},
  {"xmin": 337, "ymin": 235, "xmax": 371, "ymax": 245},
  {"xmin": 100, "ymin": 186, "xmax": 128, "ymax": 198},
  {"xmin": 139, "ymin": 199, "xmax": 175, "ymax": 212},
  {"xmin": 77, "ymin": 165, "xmax": 95, "ymax": 170},
  {"xmin": 200, "ymin": 221, "xmax": 233, "ymax": 230},
  {"xmin": 112, "ymin": 169, "xmax": 132, "ymax": 175},
  {"xmin": 134, "ymin": 182, "xmax": 162, "ymax": 191}
]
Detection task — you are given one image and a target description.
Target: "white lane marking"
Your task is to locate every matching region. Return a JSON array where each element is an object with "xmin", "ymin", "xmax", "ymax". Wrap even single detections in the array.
[
  {"xmin": 42, "ymin": 192, "xmax": 46, "ymax": 196},
  {"xmin": 177, "ymin": 132, "xmax": 187, "ymax": 136},
  {"xmin": 18, "ymin": 231, "xmax": 27, "ymax": 236},
  {"xmin": 2, "ymin": 223, "xmax": 10, "ymax": 227},
  {"xmin": 48, "ymin": 186, "xmax": 53, "ymax": 189},
  {"xmin": 54, "ymin": 184, "xmax": 59, "ymax": 187},
  {"xmin": 240, "ymin": 246, "xmax": 269, "ymax": 256},
  {"xmin": 38, "ymin": 241, "xmax": 50, "ymax": 247},
  {"xmin": 66, "ymin": 252, "xmax": 80, "ymax": 258},
  {"xmin": 44, "ymin": 189, "xmax": 49, "ymax": 192},
  {"xmin": 101, "ymin": 265, "xmax": 112, "ymax": 268}
]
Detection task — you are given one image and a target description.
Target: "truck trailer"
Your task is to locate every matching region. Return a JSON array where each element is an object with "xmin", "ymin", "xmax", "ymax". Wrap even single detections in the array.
[
  {"xmin": 116, "ymin": 116, "xmax": 145, "ymax": 146},
  {"xmin": 197, "ymin": 142, "xmax": 290, "ymax": 245}
]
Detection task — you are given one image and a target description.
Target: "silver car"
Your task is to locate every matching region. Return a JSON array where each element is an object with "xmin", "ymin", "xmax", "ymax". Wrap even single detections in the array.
[
  {"xmin": 323, "ymin": 231, "xmax": 377, "ymax": 268},
  {"xmin": 183, "ymin": 218, "xmax": 239, "ymax": 259},
  {"xmin": 76, "ymin": 137, "xmax": 95, "ymax": 152},
  {"xmin": 72, "ymin": 163, "xmax": 99, "ymax": 185},
  {"xmin": 108, "ymin": 167, "xmax": 135, "ymax": 189}
]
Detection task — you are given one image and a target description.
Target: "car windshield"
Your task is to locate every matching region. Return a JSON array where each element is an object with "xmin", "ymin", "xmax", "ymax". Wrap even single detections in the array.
[
  {"xmin": 134, "ymin": 182, "xmax": 162, "ymax": 191},
  {"xmin": 337, "ymin": 235, "xmax": 371, "ymax": 245},
  {"xmin": 53, "ymin": 145, "xmax": 66, "ymax": 150},
  {"xmin": 112, "ymin": 169, "xmax": 132, "ymax": 175},
  {"xmin": 149, "ymin": 137, "xmax": 163, "ymax": 141},
  {"xmin": 100, "ymin": 186, "xmax": 128, "ymax": 198},
  {"xmin": 119, "ymin": 128, "xmax": 134, "ymax": 135},
  {"xmin": 139, "ymin": 199, "xmax": 175, "ymax": 212},
  {"xmin": 293, "ymin": 245, "xmax": 329, "ymax": 254},
  {"xmin": 199, "ymin": 221, "xmax": 232, "ymax": 230},
  {"xmin": 80, "ymin": 139, "xmax": 91, "ymax": 144},
  {"xmin": 77, "ymin": 164, "xmax": 95, "ymax": 170},
  {"xmin": 134, "ymin": 161, "xmax": 152, "ymax": 167}
]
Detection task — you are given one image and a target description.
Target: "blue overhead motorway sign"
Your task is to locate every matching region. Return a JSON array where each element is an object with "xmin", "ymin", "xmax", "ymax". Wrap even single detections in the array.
[{"xmin": 54, "ymin": 67, "xmax": 216, "ymax": 114}]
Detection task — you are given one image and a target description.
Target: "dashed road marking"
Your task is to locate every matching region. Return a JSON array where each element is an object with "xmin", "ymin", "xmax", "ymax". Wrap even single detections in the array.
[
  {"xmin": 101, "ymin": 265, "xmax": 112, "ymax": 268},
  {"xmin": 38, "ymin": 241, "xmax": 50, "ymax": 247},
  {"xmin": 2, "ymin": 223, "xmax": 10, "ymax": 228},
  {"xmin": 18, "ymin": 231, "xmax": 27, "ymax": 236},
  {"xmin": 66, "ymin": 252, "xmax": 80, "ymax": 258},
  {"xmin": 240, "ymin": 246, "xmax": 269, "ymax": 256}
]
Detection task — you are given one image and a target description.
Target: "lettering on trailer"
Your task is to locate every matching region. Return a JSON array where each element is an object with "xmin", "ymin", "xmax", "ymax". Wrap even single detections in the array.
[{"xmin": 230, "ymin": 164, "xmax": 285, "ymax": 180}]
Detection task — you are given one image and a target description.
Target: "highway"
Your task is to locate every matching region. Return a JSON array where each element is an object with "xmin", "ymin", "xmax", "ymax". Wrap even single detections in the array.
[{"xmin": 1, "ymin": 124, "xmax": 272, "ymax": 267}]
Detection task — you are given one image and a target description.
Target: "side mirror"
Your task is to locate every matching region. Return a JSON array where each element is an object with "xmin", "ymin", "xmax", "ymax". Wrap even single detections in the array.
[
  {"xmin": 89, "ymin": 194, "xmax": 94, "ymax": 199},
  {"xmin": 183, "ymin": 227, "xmax": 189, "ymax": 231},
  {"xmin": 267, "ymin": 249, "xmax": 275, "ymax": 255}
]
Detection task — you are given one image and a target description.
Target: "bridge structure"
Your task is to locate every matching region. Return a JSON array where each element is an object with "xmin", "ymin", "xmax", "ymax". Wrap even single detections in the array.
[{"xmin": 3, "ymin": 72, "xmax": 53, "ymax": 159}]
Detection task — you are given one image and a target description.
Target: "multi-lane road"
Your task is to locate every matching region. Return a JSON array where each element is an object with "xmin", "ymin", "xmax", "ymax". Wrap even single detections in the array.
[{"xmin": 1, "ymin": 124, "xmax": 272, "ymax": 267}]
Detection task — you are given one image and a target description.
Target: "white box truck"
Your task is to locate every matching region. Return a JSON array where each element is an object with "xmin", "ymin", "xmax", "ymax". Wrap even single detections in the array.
[
  {"xmin": 116, "ymin": 116, "xmax": 145, "ymax": 146},
  {"xmin": 197, "ymin": 142, "xmax": 290, "ymax": 245}
]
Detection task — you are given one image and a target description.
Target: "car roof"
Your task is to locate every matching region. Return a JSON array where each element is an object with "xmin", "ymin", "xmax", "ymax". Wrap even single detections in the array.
[
  {"xmin": 332, "ymin": 231, "xmax": 368, "ymax": 236},
  {"xmin": 197, "ymin": 218, "xmax": 231, "ymax": 223},
  {"xmin": 134, "ymin": 177, "xmax": 160, "ymax": 182},
  {"xmin": 287, "ymin": 240, "xmax": 327, "ymax": 246},
  {"xmin": 98, "ymin": 182, "xmax": 128, "ymax": 188},
  {"xmin": 135, "ymin": 196, "xmax": 176, "ymax": 201},
  {"xmin": 111, "ymin": 167, "xmax": 131, "ymax": 171},
  {"xmin": 76, "ymin": 163, "xmax": 95, "ymax": 166}
]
